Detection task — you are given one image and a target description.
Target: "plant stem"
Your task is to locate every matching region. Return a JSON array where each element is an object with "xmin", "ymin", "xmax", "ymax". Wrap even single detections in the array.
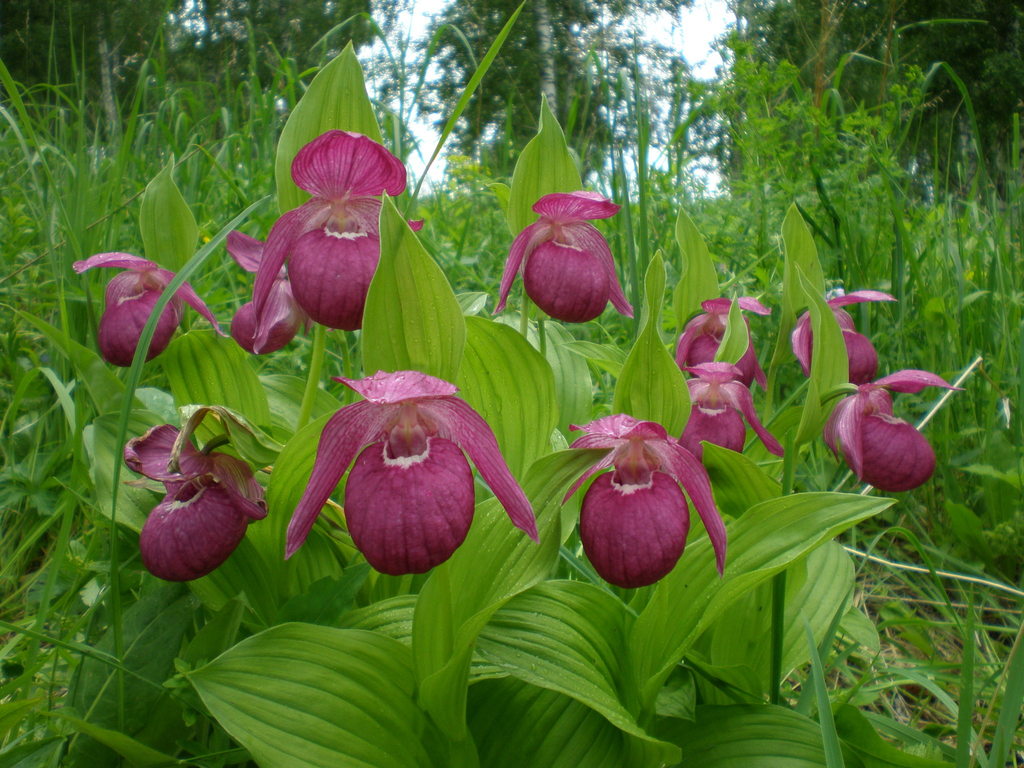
[
  {"xmin": 770, "ymin": 429, "xmax": 799, "ymax": 705},
  {"xmin": 519, "ymin": 297, "xmax": 531, "ymax": 340},
  {"xmin": 296, "ymin": 324, "xmax": 326, "ymax": 432}
]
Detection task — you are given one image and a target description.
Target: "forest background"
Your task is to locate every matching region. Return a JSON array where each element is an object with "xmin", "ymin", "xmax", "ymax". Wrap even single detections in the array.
[{"xmin": 2, "ymin": 0, "xmax": 1023, "ymax": 763}]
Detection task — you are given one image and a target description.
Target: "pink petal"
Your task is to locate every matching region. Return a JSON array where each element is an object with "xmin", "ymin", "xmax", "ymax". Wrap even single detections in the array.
[
  {"xmin": 291, "ymin": 130, "xmax": 406, "ymax": 200},
  {"xmin": 700, "ymin": 297, "xmax": 771, "ymax": 316},
  {"xmin": 791, "ymin": 313, "xmax": 812, "ymax": 377},
  {"xmin": 74, "ymin": 252, "xmax": 160, "ymax": 273},
  {"xmin": 569, "ymin": 414, "xmax": 669, "ymax": 444},
  {"xmin": 226, "ymin": 231, "xmax": 265, "ymax": 273},
  {"xmin": 523, "ymin": 240, "xmax": 610, "ymax": 323},
  {"xmin": 843, "ymin": 329, "xmax": 880, "ymax": 385},
  {"xmin": 828, "ymin": 290, "xmax": 896, "ymax": 308},
  {"xmin": 345, "ymin": 438, "xmax": 475, "ymax": 574},
  {"xmin": 679, "ymin": 406, "xmax": 746, "ymax": 458},
  {"xmin": 339, "ymin": 370, "xmax": 458, "ymax": 404},
  {"xmin": 532, "ymin": 191, "xmax": 620, "ymax": 222},
  {"xmin": 580, "ymin": 472, "xmax": 689, "ymax": 588},
  {"xmin": 420, "ymin": 398, "xmax": 538, "ymax": 540},
  {"xmin": 285, "ymin": 401, "xmax": 391, "ymax": 558},
  {"xmin": 496, "ymin": 221, "xmax": 546, "ymax": 314},
  {"xmin": 653, "ymin": 443, "xmax": 727, "ymax": 574},
  {"xmin": 875, "ymin": 370, "xmax": 959, "ymax": 394},
  {"xmin": 170, "ymin": 277, "xmax": 223, "ymax": 335},
  {"xmin": 566, "ymin": 221, "xmax": 633, "ymax": 318},
  {"xmin": 562, "ymin": 451, "xmax": 617, "ymax": 502},
  {"xmin": 289, "ymin": 227, "xmax": 379, "ymax": 330},
  {"xmin": 827, "ymin": 395, "xmax": 866, "ymax": 475},
  {"xmin": 231, "ymin": 279, "xmax": 304, "ymax": 355},
  {"xmin": 97, "ymin": 282, "xmax": 181, "ymax": 367},
  {"xmin": 124, "ymin": 425, "xmax": 190, "ymax": 480},
  {"xmin": 725, "ymin": 381, "xmax": 784, "ymax": 456},
  {"xmin": 856, "ymin": 414, "xmax": 936, "ymax": 491},
  {"xmin": 683, "ymin": 361, "xmax": 742, "ymax": 384}
]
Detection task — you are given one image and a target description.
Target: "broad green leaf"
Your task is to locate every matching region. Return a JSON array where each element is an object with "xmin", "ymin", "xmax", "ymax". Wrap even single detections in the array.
[
  {"xmin": 565, "ymin": 340, "xmax": 628, "ymax": 377},
  {"xmin": 477, "ymin": 581, "xmax": 678, "ymax": 759},
  {"xmin": 768, "ymin": 204, "xmax": 826, "ymax": 371},
  {"xmin": 661, "ymin": 704, "xmax": 831, "ymax": 766},
  {"xmin": 0, "ymin": 699, "xmax": 40, "ymax": 742},
  {"xmin": 261, "ymin": 374, "xmax": 341, "ymax": 438},
  {"xmin": 613, "ymin": 252, "xmax": 690, "ymax": 434},
  {"xmin": 671, "ymin": 208, "xmax": 720, "ymax": 329},
  {"xmin": 362, "ymin": 196, "xmax": 466, "ymax": 382},
  {"xmin": 177, "ymin": 404, "xmax": 282, "ymax": 466},
  {"xmin": 342, "ymin": 594, "xmax": 418, "ymax": 644},
  {"xmin": 0, "ymin": 738, "xmax": 63, "ymax": 767},
  {"xmin": 457, "ymin": 316, "xmax": 556, "ymax": 476},
  {"xmin": 507, "ymin": 97, "xmax": 582, "ymax": 236},
  {"xmin": 139, "ymin": 159, "xmax": 198, "ymax": 271},
  {"xmin": 18, "ymin": 311, "xmax": 125, "ymax": 414},
  {"xmin": 630, "ymin": 492, "xmax": 892, "ymax": 706},
  {"xmin": 469, "ymin": 678, "xmax": 659, "ymax": 768},
  {"xmin": 188, "ymin": 536, "xmax": 282, "ymax": 626},
  {"xmin": 713, "ymin": 299, "xmax": 749, "ymax": 366},
  {"xmin": 413, "ymin": 449, "xmax": 606, "ymax": 738},
  {"xmin": 161, "ymin": 330, "xmax": 270, "ymax": 428},
  {"xmin": 275, "ymin": 43, "xmax": 383, "ymax": 213},
  {"xmin": 795, "ymin": 268, "xmax": 848, "ymax": 445},
  {"xmin": 190, "ymin": 624, "xmax": 440, "ymax": 768},
  {"xmin": 701, "ymin": 443, "xmax": 781, "ymax": 520},
  {"xmin": 835, "ymin": 706, "xmax": 952, "ymax": 767},
  {"xmin": 83, "ymin": 411, "xmax": 162, "ymax": 532}
]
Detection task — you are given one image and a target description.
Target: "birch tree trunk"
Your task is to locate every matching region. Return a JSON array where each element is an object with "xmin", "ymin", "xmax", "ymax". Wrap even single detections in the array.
[{"xmin": 535, "ymin": 0, "xmax": 558, "ymax": 113}]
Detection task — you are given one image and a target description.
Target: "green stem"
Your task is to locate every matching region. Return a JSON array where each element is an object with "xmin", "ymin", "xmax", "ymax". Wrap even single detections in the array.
[
  {"xmin": 519, "ymin": 296, "xmax": 532, "ymax": 340},
  {"xmin": 770, "ymin": 429, "xmax": 798, "ymax": 705},
  {"xmin": 296, "ymin": 324, "xmax": 326, "ymax": 432},
  {"xmin": 538, "ymin": 317, "xmax": 547, "ymax": 357}
]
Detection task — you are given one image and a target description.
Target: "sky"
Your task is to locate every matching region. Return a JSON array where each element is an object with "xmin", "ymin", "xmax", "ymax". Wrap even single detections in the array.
[{"xmin": 384, "ymin": 0, "xmax": 732, "ymax": 186}]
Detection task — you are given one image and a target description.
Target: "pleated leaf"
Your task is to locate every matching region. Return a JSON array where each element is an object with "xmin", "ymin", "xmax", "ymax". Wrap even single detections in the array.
[
  {"xmin": 713, "ymin": 298, "xmax": 750, "ymax": 366},
  {"xmin": 362, "ymin": 196, "xmax": 466, "ymax": 382},
  {"xmin": 795, "ymin": 268, "xmax": 849, "ymax": 444},
  {"xmin": 507, "ymin": 97, "xmax": 582, "ymax": 236},
  {"xmin": 275, "ymin": 43, "xmax": 383, "ymax": 213},
  {"xmin": 139, "ymin": 160, "xmax": 198, "ymax": 272},
  {"xmin": 630, "ymin": 492, "xmax": 893, "ymax": 707},
  {"xmin": 613, "ymin": 252, "xmax": 690, "ymax": 434},
  {"xmin": 701, "ymin": 443, "xmax": 781, "ymax": 520},
  {"xmin": 457, "ymin": 316, "xmax": 557, "ymax": 477},
  {"xmin": 672, "ymin": 208, "xmax": 720, "ymax": 330},
  {"xmin": 161, "ymin": 330, "xmax": 270, "ymax": 427},
  {"xmin": 190, "ymin": 624, "xmax": 440, "ymax": 768}
]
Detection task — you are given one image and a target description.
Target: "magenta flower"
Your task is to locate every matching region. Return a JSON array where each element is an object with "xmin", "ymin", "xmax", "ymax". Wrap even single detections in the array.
[
  {"xmin": 791, "ymin": 290, "xmax": 895, "ymax": 384},
  {"xmin": 73, "ymin": 253, "xmax": 220, "ymax": 366},
  {"xmin": 676, "ymin": 297, "xmax": 770, "ymax": 388},
  {"xmin": 824, "ymin": 370, "xmax": 958, "ymax": 492},
  {"xmin": 565, "ymin": 414, "xmax": 726, "ymax": 588},
  {"xmin": 250, "ymin": 131, "xmax": 406, "ymax": 349},
  {"xmin": 124, "ymin": 425, "xmax": 267, "ymax": 581},
  {"xmin": 679, "ymin": 362, "xmax": 784, "ymax": 459},
  {"xmin": 496, "ymin": 191, "xmax": 633, "ymax": 323},
  {"xmin": 227, "ymin": 231, "xmax": 308, "ymax": 354},
  {"xmin": 286, "ymin": 370, "xmax": 537, "ymax": 574}
]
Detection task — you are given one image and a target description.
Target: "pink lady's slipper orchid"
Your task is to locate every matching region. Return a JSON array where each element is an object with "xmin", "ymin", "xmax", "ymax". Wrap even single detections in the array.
[
  {"xmin": 566, "ymin": 414, "xmax": 726, "ymax": 588},
  {"xmin": 286, "ymin": 370, "xmax": 537, "ymax": 574},
  {"xmin": 791, "ymin": 290, "xmax": 895, "ymax": 384},
  {"xmin": 73, "ymin": 253, "xmax": 220, "ymax": 366},
  {"xmin": 824, "ymin": 370, "xmax": 958, "ymax": 492},
  {"xmin": 226, "ymin": 231, "xmax": 308, "ymax": 354},
  {"xmin": 250, "ymin": 131, "xmax": 406, "ymax": 348},
  {"xmin": 676, "ymin": 297, "xmax": 770, "ymax": 388},
  {"xmin": 496, "ymin": 191, "xmax": 633, "ymax": 323},
  {"xmin": 124, "ymin": 425, "xmax": 267, "ymax": 581},
  {"xmin": 679, "ymin": 362, "xmax": 784, "ymax": 459}
]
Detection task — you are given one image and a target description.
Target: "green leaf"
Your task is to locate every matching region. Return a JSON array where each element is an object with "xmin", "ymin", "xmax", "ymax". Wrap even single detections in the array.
[
  {"xmin": 768, "ymin": 204, "xmax": 826, "ymax": 371},
  {"xmin": 661, "ymin": 704, "xmax": 832, "ymax": 766},
  {"xmin": 190, "ymin": 624, "xmax": 440, "ymax": 768},
  {"xmin": 613, "ymin": 252, "xmax": 691, "ymax": 434},
  {"xmin": 139, "ymin": 159, "xmax": 198, "ymax": 271},
  {"xmin": 412, "ymin": 449, "xmax": 606, "ymax": 739},
  {"xmin": 795, "ymin": 268, "xmax": 848, "ymax": 445},
  {"xmin": 177, "ymin": 404, "xmax": 282, "ymax": 466},
  {"xmin": 713, "ymin": 299, "xmax": 749, "ymax": 366},
  {"xmin": 261, "ymin": 374, "xmax": 342, "ymax": 438},
  {"xmin": 477, "ymin": 581, "xmax": 679, "ymax": 760},
  {"xmin": 83, "ymin": 411, "xmax": 162, "ymax": 532},
  {"xmin": 701, "ymin": 443, "xmax": 781, "ymax": 520},
  {"xmin": 804, "ymin": 621, "xmax": 845, "ymax": 767},
  {"xmin": 275, "ymin": 43, "xmax": 383, "ymax": 213},
  {"xmin": 630, "ymin": 492, "xmax": 893, "ymax": 707},
  {"xmin": 565, "ymin": 340, "xmax": 628, "ymax": 377},
  {"xmin": 342, "ymin": 594, "xmax": 418, "ymax": 644},
  {"xmin": 362, "ymin": 196, "xmax": 466, "ymax": 382},
  {"xmin": 834, "ymin": 706, "xmax": 952, "ymax": 767},
  {"xmin": 672, "ymin": 208, "xmax": 720, "ymax": 329},
  {"xmin": 457, "ymin": 316, "xmax": 557, "ymax": 476},
  {"xmin": 507, "ymin": 97, "xmax": 582, "ymax": 236},
  {"xmin": 47, "ymin": 711, "xmax": 178, "ymax": 768},
  {"xmin": 160, "ymin": 331, "xmax": 270, "ymax": 428},
  {"xmin": 469, "ymin": 678, "xmax": 655, "ymax": 768}
]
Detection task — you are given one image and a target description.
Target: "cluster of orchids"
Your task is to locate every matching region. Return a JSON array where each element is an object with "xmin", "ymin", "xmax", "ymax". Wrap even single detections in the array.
[{"xmin": 79, "ymin": 129, "xmax": 954, "ymax": 588}]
